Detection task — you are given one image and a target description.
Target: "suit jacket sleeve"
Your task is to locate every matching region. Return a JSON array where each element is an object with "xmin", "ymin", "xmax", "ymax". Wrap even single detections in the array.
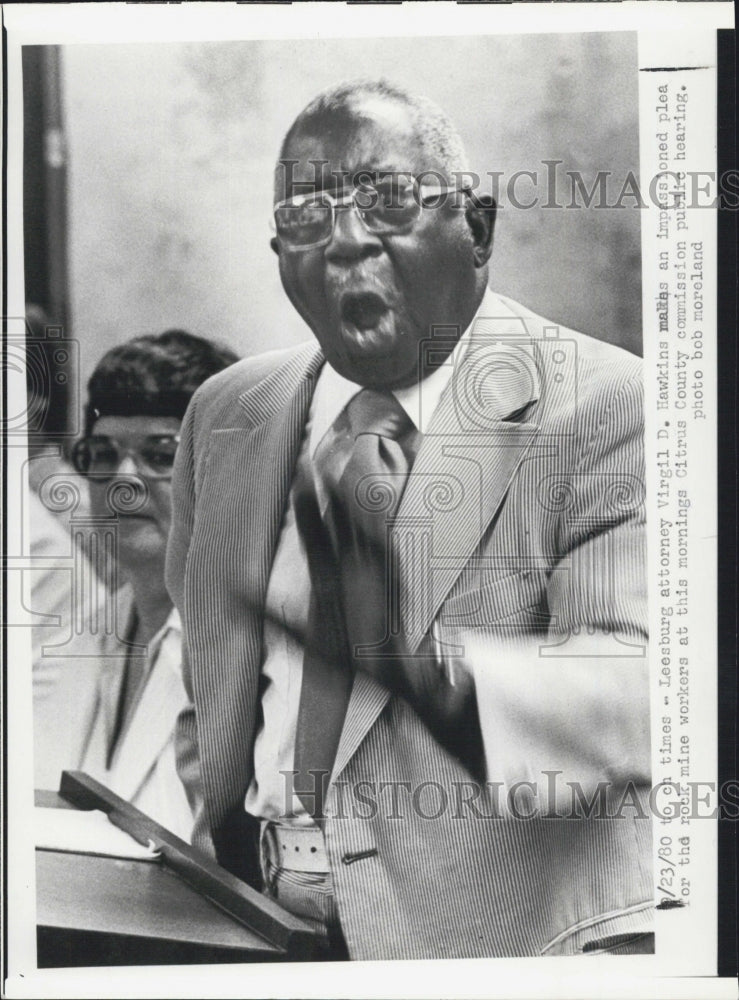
[
  {"xmin": 470, "ymin": 372, "xmax": 650, "ymax": 805},
  {"xmin": 547, "ymin": 372, "xmax": 647, "ymax": 642},
  {"xmin": 166, "ymin": 389, "xmax": 215, "ymax": 853}
]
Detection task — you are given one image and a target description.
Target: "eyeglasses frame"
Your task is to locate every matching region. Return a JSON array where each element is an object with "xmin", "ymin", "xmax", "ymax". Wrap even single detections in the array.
[
  {"xmin": 272, "ymin": 175, "xmax": 472, "ymax": 252},
  {"xmin": 71, "ymin": 432, "xmax": 182, "ymax": 482}
]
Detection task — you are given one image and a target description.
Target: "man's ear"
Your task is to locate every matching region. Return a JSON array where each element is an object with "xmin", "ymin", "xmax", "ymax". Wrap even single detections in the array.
[
  {"xmin": 465, "ymin": 194, "xmax": 496, "ymax": 268},
  {"xmin": 270, "ymin": 237, "xmax": 280, "ymax": 256}
]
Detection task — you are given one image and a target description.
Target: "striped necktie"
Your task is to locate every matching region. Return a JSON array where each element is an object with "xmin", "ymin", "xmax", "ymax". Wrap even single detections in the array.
[{"xmin": 292, "ymin": 389, "xmax": 420, "ymax": 819}]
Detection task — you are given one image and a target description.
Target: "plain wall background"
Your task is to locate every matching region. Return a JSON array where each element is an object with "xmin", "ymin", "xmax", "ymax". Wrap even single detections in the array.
[{"xmin": 60, "ymin": 32, "xmax": 641, "ymax": 404}]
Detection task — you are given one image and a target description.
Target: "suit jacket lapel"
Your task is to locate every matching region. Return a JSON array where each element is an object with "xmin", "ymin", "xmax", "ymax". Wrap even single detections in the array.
[
  {"xmin": 396, "ymin": 313, "xmax": 542, "ymax": 653},
  {"xmin": 333, "ymin": 672, "xmax": 390, "ymax": 781},
  {"xmin": 227, "ymin": 342, "xmax": 325, "ymax": 648},
  {"xmin": 108, "ymin": 627, "xmax": 187, "ymax": 800}
]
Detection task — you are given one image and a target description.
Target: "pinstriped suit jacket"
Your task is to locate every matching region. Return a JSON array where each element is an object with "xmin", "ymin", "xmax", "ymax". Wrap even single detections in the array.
[{"xmin": 166, "ymin": 292, "xmax": 653, "ymax": 959}]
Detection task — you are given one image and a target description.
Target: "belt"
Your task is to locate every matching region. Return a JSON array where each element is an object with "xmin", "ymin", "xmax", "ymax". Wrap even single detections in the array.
[{"xmin": 260, "ymin": 820, "xmax": 330, "ymax": 874}]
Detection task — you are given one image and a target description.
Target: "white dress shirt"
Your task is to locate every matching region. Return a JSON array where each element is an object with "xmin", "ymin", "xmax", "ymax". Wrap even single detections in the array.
[{"xmin": 244, "ymin": 289, "xmax": 496, "ymax": 824}]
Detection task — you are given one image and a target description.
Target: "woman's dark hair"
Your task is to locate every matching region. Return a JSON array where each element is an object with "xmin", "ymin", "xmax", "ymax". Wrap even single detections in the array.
[{"xmin": 85, "ymin": 329, "xmax": 239, "ymax": 434}]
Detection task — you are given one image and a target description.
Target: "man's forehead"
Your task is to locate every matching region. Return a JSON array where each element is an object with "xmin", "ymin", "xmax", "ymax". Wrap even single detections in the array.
[{"xmin": 276, "ymin": 98, "xmax": 429, "ymax": 194}]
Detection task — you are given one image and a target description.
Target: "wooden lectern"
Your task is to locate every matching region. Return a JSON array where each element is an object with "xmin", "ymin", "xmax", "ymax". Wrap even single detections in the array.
[{"xmin": 36, "ymin": 771, "xmax": 320, "ymax": 966}]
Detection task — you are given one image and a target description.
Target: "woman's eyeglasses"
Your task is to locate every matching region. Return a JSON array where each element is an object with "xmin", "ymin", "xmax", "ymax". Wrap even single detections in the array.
[
  {"xmin": 273, "ymin": 174, "xmax": 470, "ymax": 252},
  {"xmin": 71, "ymin": 434, "xmax": 181, "ymax": 481}
]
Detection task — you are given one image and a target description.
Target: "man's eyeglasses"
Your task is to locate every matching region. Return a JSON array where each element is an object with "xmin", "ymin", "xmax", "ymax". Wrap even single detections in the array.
[
  {"xmin": 71, "ymin": 434, "xmax": 181, "ymax": 481},
  {"xmin": 273, "ymin": 175, "xmax": 470, "ymax": 252}
]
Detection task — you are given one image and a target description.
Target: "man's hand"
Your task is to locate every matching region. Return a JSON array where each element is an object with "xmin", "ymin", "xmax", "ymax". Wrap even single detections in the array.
[{"xmin": 465, "ymin": 631, "xmax": 650, "ymax": 807}]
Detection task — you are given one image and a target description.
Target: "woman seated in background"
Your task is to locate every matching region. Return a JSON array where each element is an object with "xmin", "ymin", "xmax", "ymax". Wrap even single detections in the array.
[{"xmin": 65, "ymin": 329, "xmax": 238, "ymax": 838}]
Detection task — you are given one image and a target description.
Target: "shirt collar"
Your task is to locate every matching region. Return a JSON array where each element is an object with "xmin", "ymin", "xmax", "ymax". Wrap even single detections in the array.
[{"xmin": 309, "ymin": 287, "xmax": 498, "ymax": 456}]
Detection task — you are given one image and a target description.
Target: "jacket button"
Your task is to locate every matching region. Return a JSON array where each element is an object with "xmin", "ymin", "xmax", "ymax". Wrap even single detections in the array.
[{"xmin": 342, "ymin": 848, "xmax": 378, "ymax": 865}]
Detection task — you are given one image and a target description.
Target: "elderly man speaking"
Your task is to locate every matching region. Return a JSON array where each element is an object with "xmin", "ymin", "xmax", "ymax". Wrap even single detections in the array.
[{"xmin": 166, "ymin": 80, "xmax": 652, "ymax": 960}]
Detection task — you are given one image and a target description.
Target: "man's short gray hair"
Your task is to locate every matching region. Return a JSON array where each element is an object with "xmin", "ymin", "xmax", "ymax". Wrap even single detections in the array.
[{"xmin": 277, "ymin": 79, "xmax": 470, "ymax": 185}]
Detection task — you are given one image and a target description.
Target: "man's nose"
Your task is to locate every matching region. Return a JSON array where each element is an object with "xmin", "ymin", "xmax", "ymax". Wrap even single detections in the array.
[{"xmin": 324, "ymin": 204, "xmax": 382, "ymax": 263}]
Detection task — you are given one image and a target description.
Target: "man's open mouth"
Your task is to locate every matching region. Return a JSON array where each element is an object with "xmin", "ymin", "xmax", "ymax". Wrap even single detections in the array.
[{"xmin": 340, "ymin": 292, "xmax": 390, "ymax": 332}]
